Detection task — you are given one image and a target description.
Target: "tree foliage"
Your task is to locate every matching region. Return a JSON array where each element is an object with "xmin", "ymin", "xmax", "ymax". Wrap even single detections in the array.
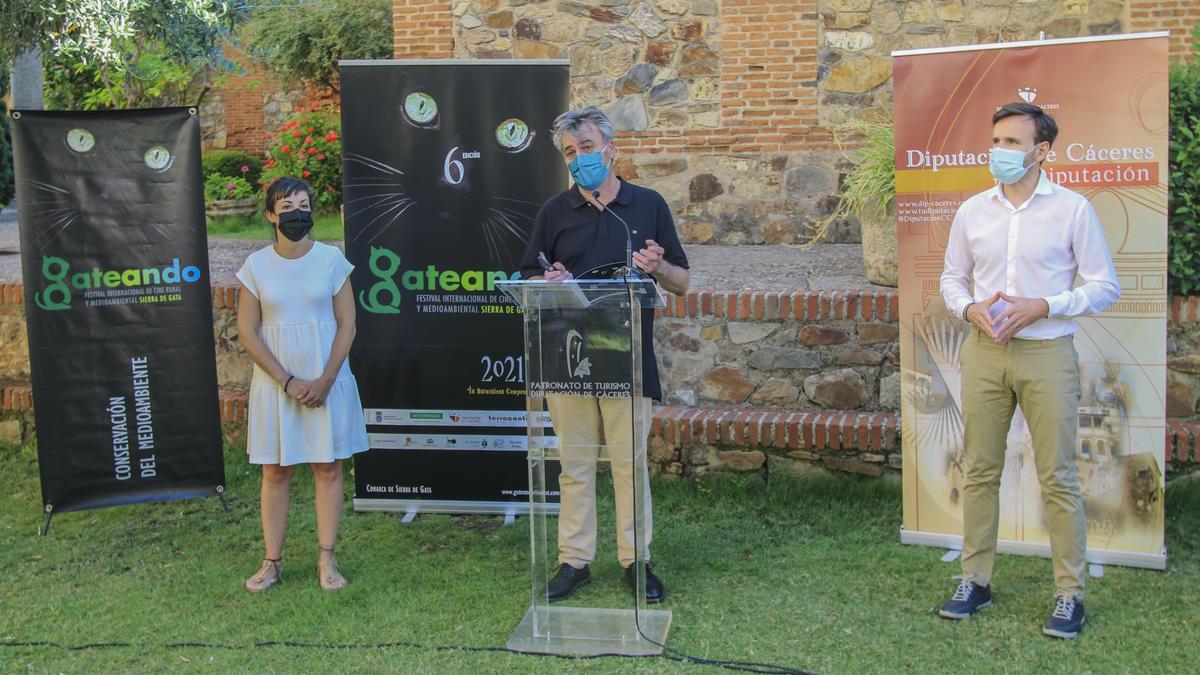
[
  {"xmin": 2, "ymin": 1, "xmax": 244, "ymax": 70},
  {"xmin": 241, "ymin": 0, "xmax": 393, "ymax": 93},
  {"xmin": 2, "ymin": 1, "xmax": 248, "ymax": 108}
]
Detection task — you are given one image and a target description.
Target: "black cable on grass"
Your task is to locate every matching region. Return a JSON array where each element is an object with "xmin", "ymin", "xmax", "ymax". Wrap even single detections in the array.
[{"xmin": 0, "ymin": 638, "xmax": 813, "ymax": 674}]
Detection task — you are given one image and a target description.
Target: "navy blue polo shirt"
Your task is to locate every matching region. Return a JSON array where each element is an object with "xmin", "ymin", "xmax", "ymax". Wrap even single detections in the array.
[{"xmin": 520, "ymin": 178, "xmax": 689, "ymax": 401}]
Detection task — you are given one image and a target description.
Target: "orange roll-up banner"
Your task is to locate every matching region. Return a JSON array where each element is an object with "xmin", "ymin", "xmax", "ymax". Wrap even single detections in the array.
[{"xmin": 894, "ymin": 33, "xmax": 1169, "ymax": 569}]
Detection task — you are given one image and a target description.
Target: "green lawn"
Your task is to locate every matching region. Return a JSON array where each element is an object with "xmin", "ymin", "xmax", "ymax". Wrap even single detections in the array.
[
  {"xmin": 0, "ymin": 441, "xmax": 1197, "ymax": 672},
  {"xmin": 207, "ymin": 212, "xmax": 344, "ymax": 242}
]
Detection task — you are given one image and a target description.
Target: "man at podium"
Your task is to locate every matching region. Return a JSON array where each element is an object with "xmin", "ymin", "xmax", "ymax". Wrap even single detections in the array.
[{"xmin": 520, "ymin": 107, "xmax": 690, "ymax": 604}]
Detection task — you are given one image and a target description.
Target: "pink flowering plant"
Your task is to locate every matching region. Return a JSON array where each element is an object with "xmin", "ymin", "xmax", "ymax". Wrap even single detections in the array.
[
  {"xmin": 204, "ymin": 174, "xmax": 256, "ymax": 202},
  {"xmin": 261, "ymin": 101, "xmax": 342, "ymax": 209}
]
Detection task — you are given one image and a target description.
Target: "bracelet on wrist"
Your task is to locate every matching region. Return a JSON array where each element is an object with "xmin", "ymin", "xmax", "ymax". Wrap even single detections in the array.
[
  {"xmin": 962, "ymin": 303, "xmax": 974, "ymax": 321},
  {"xmin": 283, "ymin": 375, "xmax": 295, "ymax": 393}
]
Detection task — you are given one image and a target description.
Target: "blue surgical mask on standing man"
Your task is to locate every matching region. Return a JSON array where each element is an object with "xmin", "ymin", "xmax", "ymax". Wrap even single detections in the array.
[
  {"xmin": 988, "ymin": 144, "xmax": 1041, "ymax": 185},
  {"xmin": 568, "ymin": 143, "xmax": 611, "ymax": 191}
]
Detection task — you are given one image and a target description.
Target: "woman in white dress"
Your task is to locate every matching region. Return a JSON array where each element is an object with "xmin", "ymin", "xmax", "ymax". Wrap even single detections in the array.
[{"xmin": 236, "ymin": 177, "xmax": 369, "ymax": 592}]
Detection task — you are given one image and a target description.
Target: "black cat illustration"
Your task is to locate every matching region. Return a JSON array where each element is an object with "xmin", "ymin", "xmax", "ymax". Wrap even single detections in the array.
[{"xmin": 340, "ymin": 69, "xmax": 567, "ymax": 271}]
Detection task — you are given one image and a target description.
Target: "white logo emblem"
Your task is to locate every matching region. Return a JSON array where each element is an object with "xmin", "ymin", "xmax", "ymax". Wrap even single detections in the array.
[
  {"xmin": 566, "ymin": 329, "xmax": 591, "ymax": 379},
  {"xmin": 1018, "ymin": 87, "xmax": 1037, "ymax": 103}
]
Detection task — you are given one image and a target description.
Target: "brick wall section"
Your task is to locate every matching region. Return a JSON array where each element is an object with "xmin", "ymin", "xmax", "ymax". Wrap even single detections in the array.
[
  {"xmin": 218, "ymin": 44, "xmax": 281, "ymax": 155},
  {"xmin": 652, "ymin": 405, "xmax": 898, "ymax": 476},
  {"xmin": 656, "ymin": 288, "xmax": 899, "ymax": 321},
  {"xmin": 1166, "ymin": 419, "xmax": 1200, "ymax": 468},
  {"xmin": 1171, "ymin": 295, "xmax": 1200, "ymax": 324},
  {"xmin": 719, "ymin": 1, "xmax": 819, "ymax": 133},
  {"xmin": 392, "ymin": 0, "xmax": 455, "ymax": 58},
  {"xmin": 1127, "ymin": 0, "xmax": 1199, "ymax": 61},
  {"xmin": 618, "ymin": 0, "xmax": 833, "ymax": 155}
]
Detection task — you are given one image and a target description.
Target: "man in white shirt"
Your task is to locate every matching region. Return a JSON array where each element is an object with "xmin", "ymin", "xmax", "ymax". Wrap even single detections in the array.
[{"xmin": 937, "ymin": 103, "xmax": 1120, "ymax": 640}]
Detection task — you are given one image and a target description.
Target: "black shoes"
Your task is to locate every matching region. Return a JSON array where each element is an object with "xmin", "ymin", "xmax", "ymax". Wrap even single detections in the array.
[
  {"xmin": 939, "ymin": 581, "xmax": 992, "ymax": 619},
  {"xmin": 547, "ymin": 563, "xmax": 591, "ymax": 601},
  {"xmin": 547, "ymin": 562, "xmax": 667, "ymax": 604},
  {"xmin": 1043, "ymin": 596, "xmax": 1086, "ymax": 640},
  {"xmin": 624, "ymin": 563, "xmax": 666, "ymax": 604}
]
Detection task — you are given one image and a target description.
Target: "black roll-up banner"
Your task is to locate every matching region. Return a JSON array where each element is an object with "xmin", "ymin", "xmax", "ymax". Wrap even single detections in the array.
[
  {"xmin": 341, "ymin": 60, "xmax": 568, "ymax": 511},
  {"xmin": 12, "ymin": 108, "xmax": 225, "ymax": 515}
]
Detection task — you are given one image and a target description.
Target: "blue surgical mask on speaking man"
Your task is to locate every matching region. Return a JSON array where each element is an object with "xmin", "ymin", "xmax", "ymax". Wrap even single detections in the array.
[
  {"xmin": 568, "ymin": 143, "xmax": 610, "ymax": 190},
  {"xmin": 988, "ymin": 145, "xmax": 1039, "ymax": 184}
]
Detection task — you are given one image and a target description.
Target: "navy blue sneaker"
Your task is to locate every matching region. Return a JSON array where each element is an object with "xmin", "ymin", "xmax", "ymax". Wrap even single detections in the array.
[
  {"xmin": 1043, "ymin": 595, "xmax": 1086, "ymax": 639},
  {"xmin": 939, "ymin": 581, "xmax": 992, "ymax": 619}
]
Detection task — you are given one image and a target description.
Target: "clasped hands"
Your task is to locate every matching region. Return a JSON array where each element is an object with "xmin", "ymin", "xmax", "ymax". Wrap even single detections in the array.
[
  {"xmin": 284, "ymin": 375, "xmax": 334, "ymax": 408},
  {"xmin": 965, "ymin": 291, "xmax": 1049, "ymax": 343}
]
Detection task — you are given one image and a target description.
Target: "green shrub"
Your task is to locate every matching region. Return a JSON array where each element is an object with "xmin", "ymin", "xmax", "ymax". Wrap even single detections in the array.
[
  {"xmin": 261, "ymin": 103, "xmax": 341, "ymax": 209},
  {"xmin": 205, "ymin": 174, "xmax": 257, "ymax": 202},
  {"xmin": 805, "ymin": 113, "xmax": 894, "ymax": 245},
  {"xmin": 1168, "ymin": 27, "xmax": 1200, "ymax": 296},
  {"xmin": 203, "ymin": 149, "xmax": 264, "ymax": 186}
]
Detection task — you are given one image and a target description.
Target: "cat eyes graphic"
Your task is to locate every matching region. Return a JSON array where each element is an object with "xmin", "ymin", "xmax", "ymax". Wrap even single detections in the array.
[
  {"xmin": 496, "ymin": 118, "xmax": 532, "ymax": 153},
  {"xmin": 403, "ymin": 92, "xmax": 439, "ymax": 129},
  {"xmin": 20, "ymin": 125, "xmax": 177, "ymax": 252},
  {"xmin": 344, "ymin": 91, "xmax": 541, "ymax": 268},
  {"xmin": 66, "ymin": 128, "xmax": 95, "ymax": 153}
]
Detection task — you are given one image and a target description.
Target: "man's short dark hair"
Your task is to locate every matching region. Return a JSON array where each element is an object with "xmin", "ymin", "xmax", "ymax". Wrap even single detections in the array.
[{"xmin": 992, "ymin": 102, "xmax": 1058, "ymax": 147}]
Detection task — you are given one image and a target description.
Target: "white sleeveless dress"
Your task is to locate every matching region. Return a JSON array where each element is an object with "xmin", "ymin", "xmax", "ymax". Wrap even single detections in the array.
[{"xmin": 236, "ymin": 242, "xmax": 369, "ymax": 466}]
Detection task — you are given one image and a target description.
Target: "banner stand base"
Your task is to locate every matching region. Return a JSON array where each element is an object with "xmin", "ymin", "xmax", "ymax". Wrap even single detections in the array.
[
  {"xmin": 353, "ymin": 498, "xmax": 560, "ymax": 517},
  {"xmin": 900, "ymin": 528, "xmax": 1167, "ymax": 571}
]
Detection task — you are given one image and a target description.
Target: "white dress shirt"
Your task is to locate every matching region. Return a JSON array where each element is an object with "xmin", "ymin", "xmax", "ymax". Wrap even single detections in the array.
[{"xmin": 940, "ymin": 170, "xmax": 1120, "ymax": 340}]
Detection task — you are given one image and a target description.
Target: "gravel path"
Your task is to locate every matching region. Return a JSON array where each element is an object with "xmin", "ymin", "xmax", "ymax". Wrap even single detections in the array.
[{"xmin": 0, "ymin": 202, "xmax": 886, "ymax": 291}]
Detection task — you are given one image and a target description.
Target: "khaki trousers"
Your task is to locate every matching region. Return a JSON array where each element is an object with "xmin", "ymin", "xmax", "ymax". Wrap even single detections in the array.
[
  {"xmin": 546, "ymin": 395, "xmax": 652, "ymax": 568},
  {"xmin": 960, "ymin": 329, "xmax": 1087, "ymax": 599}
]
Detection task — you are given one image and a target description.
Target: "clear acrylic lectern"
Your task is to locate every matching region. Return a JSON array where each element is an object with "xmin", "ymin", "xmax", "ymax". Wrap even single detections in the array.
[{"xmin": 496, "ymin": 277, "xmax": 670, "ymax": 656}]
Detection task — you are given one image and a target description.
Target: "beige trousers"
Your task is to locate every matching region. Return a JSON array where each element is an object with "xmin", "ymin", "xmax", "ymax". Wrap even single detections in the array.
[
  {"xmin": 546, "ymin": 395, "xmax": 652, "ymax": 568},
  {"xmin": 959, "ymin": 329, "xmax": 1087, "ymax": 599}
]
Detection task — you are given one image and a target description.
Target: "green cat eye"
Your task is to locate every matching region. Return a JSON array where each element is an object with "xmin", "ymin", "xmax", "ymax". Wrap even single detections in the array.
[
  {"xmin": 144, "ymin": 145, "xmax": 172, "ymax": 171},
  {"xmin": 67, "ymin": 128, "xmax": 95, "ymax": 153},
  {"xmin": 404, "ymin": 92, "xmax": 438, "ymax": 126},
  {"xmin": 496, "ymin": 118, "xmax": 531, "ymax": 151}
]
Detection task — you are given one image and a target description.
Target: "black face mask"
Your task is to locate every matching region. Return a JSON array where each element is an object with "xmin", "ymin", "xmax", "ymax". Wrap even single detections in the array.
[{"xmin": 277, "ymin": 208, "xmax": 314, "ymax": 242}]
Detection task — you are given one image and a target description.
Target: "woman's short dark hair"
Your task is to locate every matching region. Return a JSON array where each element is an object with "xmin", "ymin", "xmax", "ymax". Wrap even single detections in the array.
[
  {"xmin": 992, "ymin": 102, "xmax": 1059, "ymax": 147},
  {"xmin": 264, "ymin": 176, "xmax": 313, "ymax": 215}
]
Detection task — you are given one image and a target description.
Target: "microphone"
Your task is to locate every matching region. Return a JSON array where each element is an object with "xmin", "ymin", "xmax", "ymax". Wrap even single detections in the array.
[{"xmin": 592, "ymin": 190, "xmax": 639, "ymax": 279}]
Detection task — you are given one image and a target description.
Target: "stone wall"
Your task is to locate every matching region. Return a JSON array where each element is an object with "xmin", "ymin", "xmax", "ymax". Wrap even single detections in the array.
[
  {"xmin": 451, "ymin": 0, "xmax": 723, "ymax": 130},
  {"xmin": 195, "ymin": 1, "xmax": 1196, "ymax": 241},
  {"xmin": 2, "ymin": 282, "xmax": 1197, "ymax": 476},
  {"xmin": 653, "ymin": 289, "xmax": 901, "ymax": 411},
  {"xmin": 1167, "ymin": 297, "xmax": 1200, "ymax": 417},
  {"xmin": 382, "ymin": 0, "xmax": 1197, "ymax": 247},
  {"xmin": 816, "ymin": 0, "xmax": 1127, "ymax": 127}
]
